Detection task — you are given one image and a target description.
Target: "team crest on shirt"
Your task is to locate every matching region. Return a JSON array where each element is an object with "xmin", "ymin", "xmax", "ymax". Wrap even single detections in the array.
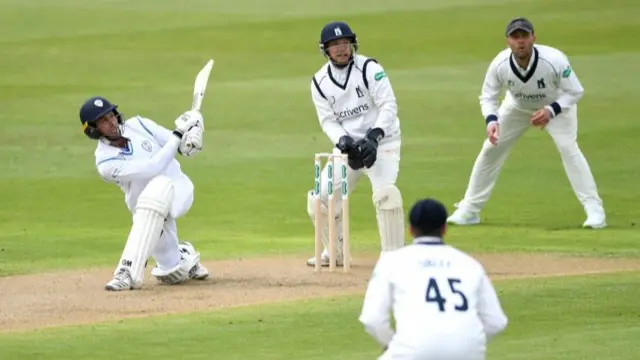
[{"xmin": 141, "ymin": 140, "xmax": 153, "ymax": 152}]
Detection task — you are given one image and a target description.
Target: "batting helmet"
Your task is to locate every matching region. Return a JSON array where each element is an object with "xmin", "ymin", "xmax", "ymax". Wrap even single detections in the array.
[{"xmin": 79, "ymin": 96, "xmax": 123, "ymax": 140}]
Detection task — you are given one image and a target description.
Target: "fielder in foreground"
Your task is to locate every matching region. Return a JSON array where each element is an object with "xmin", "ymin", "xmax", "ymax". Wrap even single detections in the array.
[
  {"xmin": 359, "ymin": 198, "xmax": 508, "ymax": 360},
  {"xmin": 307, "ymin": 21, "xmax": 405, "ymax": 267},
  {"xmin": 79, "ymin": 96, "xmax": 209, "ymax": 291},
  {"xmin": 447, "ymin": 17, "xmax": 606, "ymax": 229}
]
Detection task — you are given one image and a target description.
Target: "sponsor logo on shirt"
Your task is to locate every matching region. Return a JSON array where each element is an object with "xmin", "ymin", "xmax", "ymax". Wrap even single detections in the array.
[
  {"xmin": 334, "ymin": 103, "xmax": 370, "ymax": 121},
  {"xmin": 512, "ymin": 92, "xmax": 547, "ymax": 101},
  {"xmin": 374, "ymin": 71, "xmax": 386, "ymax": 81}
]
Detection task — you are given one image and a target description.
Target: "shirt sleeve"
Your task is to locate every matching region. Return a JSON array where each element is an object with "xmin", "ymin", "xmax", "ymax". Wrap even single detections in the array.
[
  {"xmin": 364, "ymin": 61, "xmax": 398, "ymax": 136},
  {"xmin": 311, "ymin": 78, "xmax": 346, "ymax": 145},
  {"xmin": 479, "ymin": 54, "xmax": 504, "ymax": 124},
  {"xmin": 136, "ymin": 116, "xmax": 174, "ymax": 147},
  {"xmin": 546, "ymin": 53, "xmax": 584, "ymax": 117},
  {"xmin": 96, "ymin": 135, "xmax": 181, "ymax": 184},
  {"xmin": 476, "ymin": 268, "xmax": 508, "ymax": 340},
  {"xmin": 358, "ymin": 256, "xmax": 395, "ymax": 347}
]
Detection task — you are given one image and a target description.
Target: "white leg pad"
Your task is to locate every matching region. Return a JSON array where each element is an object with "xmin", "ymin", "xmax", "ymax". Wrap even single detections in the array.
[
  {"xmin": 117, "ymin": 175, "xmax": 175, "ymax": 287},
  {"xmin": 372, "ymin": 185, "xmax": 405, "ymax": 252},
  {"xmin": 307, "ymin": 191, "xmax": 344, "ymax": 260}
]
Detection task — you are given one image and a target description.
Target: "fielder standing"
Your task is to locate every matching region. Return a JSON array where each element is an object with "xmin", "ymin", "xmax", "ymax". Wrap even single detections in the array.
[
  {"xmin": 447, "ymin": 17, "xmax": 606, "ymax": 229},
  {"xmin": 359, "ymin": 198, "xmax": 508, "ymax": 360},
  {"xmin": 79, "ymin": 96, "xmax": 209, "ymax": 291},
  {"xmin": 306, "ymin": 21, "xmax": 405, "ymax": 267}
]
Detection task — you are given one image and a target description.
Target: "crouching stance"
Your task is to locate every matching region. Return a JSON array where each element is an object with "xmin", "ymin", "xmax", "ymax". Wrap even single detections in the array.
[
  {"xmin": 78, "ymin": 96, "xmax": 209, "ymax": 291},
  {"xmin": 306, "ymin": 21, "xmax": 406, "ymax": 267}
]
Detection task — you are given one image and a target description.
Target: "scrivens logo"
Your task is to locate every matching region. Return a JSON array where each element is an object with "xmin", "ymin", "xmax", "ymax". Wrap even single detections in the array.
[
  {"xmin": 334, "ymin": 103, "xmax": 370, "ymax": 121},
  {"xmin": 512, "ymin": 92, "xmax": 547, "ymax": 101}
]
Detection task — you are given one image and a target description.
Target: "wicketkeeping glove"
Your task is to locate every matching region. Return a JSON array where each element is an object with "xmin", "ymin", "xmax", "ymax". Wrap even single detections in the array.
[
  {"xmin": 337, "ymin": 135, "xmax": 365, "ymax": 170},
  {"xmin": 336, "ymin": 135, "xmax": 355, "ymax": 153},
  {"xmin": 359, "ymin": 128, "xmax": 384, "ymax": 168}
]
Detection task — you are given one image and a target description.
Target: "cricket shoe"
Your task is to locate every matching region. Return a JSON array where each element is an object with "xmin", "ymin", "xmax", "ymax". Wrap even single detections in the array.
[
  {"xmin": 583, "ymin": 206, "xmax": 607, "ymax": 229},
  {"xmin": 179, "ymin": 241, "xmax": 209, "ymax": 280},
  {"xmin": 105, "ymin": 268, "xmax": 140, "ymax": 291},
  {"xmin": 447, "ymin": 205, "xmax": 481, "ymax": 226},
  {"xmin": 306, "ymin": 248, "xmax": 344, "ymax": 267},
  {"xmin": 189, "ymin": 263, "xmax": 209, "ymax": 280}
]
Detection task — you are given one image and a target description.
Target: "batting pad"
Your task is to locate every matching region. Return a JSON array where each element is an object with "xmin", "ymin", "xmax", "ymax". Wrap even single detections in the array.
[
  {"xmin": 306, "ymin": 191, "xmax": 344, "ymax": 259},
  {"xmin": 372, "ymin": 185, "xmax": 405, "ymax": 251},
  {"xmin": 118, "ymin": 176, "xmax": 175, "ymax": 287}
]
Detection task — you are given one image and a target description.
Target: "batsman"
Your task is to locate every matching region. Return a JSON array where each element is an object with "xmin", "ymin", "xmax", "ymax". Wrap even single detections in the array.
[
  {"xmin": 306, "ymin": 21, "xmax": 405, "ymax": 267},
  {"xmin": 79, "ymin": 96, "xmax": 209, "ymax": 291}
]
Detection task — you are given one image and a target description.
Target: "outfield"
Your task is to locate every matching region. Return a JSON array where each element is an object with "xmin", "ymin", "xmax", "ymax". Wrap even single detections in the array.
[{"xmin": 1, "ymin": 0, "xmax": 639, "ymax": 359}]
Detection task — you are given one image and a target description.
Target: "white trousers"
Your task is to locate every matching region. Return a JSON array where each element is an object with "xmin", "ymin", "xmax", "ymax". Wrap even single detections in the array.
[
  {"xmin": 379, "ymin": 340, "xmax": 485, "ymax": 360},
  {"xmin": 456, "ymin": 100, "xmax": 603, "ymax": 213},
  {"xmin": 379, "ymin": 350, "xmax": 485, "ymax": 360},
  {"xmin": 128, "ymin": 175, "xmax": 194, "ymax": 273}
]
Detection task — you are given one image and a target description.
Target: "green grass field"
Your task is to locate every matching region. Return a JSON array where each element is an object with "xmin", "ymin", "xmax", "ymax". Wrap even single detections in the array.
[{"xmin": 1, "ymin": 0, "xmax": 639, "ymax": 358}]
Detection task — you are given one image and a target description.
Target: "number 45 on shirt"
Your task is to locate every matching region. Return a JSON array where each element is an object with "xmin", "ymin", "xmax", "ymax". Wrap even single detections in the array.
[{"xmin": 426, "ymin": 277, "xmax": 469, "ymax": 312}]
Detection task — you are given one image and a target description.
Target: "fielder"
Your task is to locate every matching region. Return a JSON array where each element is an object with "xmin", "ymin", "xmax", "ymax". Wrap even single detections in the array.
[
  {"xmin": 307, "ymin": 21, "xmax": 405, "ymax": 267},
  {"xmin": 359, "ymin": 198, "xmax": 508, "ymax": 360},
  {"xmin": 447, "ymin": 17, "xmax": 607, "ymax": 229},
  {"xmin": 79, "ymin": 96, "xmax": 209, "ymax": 291}
]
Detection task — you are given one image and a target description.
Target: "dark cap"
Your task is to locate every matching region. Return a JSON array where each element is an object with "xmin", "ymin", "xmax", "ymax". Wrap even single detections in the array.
[
  {"xmin": 409, "ymin": 198, "xmax": 448, "ymax": 235},
  {"xmin": 505, "ymin": 17, "xmax": 534, "ymax": 36}
]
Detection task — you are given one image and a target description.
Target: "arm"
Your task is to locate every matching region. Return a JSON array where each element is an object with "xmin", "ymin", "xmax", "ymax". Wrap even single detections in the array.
[
  {"xmin": 97, "ymin": 135, "xmax": 181, "ymax": 184},
  {"xmin": 477, "ymin": 269, "xmax": 508, "ymax": 340},
  {"xmin": 358, "ymin": 258, "xmax": 395, "ymax": 348},
  {"xmin": 545, "ymin": 54, "xmax": 584, "ymax": 117},
  {"xmin": 311, "ymin": 78, "xmax": 346, "ymax": 145},
  {"xmin": 136, "ymin": 116, "xmax": 174, "ymax": 146},
  {"xmin": 96, "ymin": 109, "xmax": 202, "ymax": 183},
  {"xmin": 479, "ymin": 56, "xmax": 504, "ymax": 125},
  {"xmin": 365, "ymin": 61, "xmax": 397, "ymax": 138}
]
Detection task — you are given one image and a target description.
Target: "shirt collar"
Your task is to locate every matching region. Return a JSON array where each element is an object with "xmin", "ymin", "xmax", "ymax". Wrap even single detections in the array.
[{"xmin": 412, "ymin": 236, "xmax": 445, "ymax": 245}]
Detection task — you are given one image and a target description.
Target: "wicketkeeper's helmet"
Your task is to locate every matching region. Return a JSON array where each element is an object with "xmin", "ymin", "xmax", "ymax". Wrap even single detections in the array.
[{"xmin": 319, "ymin": 21, "xmax": 358, "ymax": 58}]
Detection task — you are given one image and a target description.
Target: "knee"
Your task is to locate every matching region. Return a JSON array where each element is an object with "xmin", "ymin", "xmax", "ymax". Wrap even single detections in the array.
[
  {"xmin": 307, "ymin": 190, "xmax": 343, "ymax": 217},
  {"xmin": 170, "ymin": 192, "xmax": 193, "ymax": 219},
  {"xmin": 555, "ymin": 140, "xmax": 580, "ymax": 156},
  {"xmin": 372, "ymin": 185, "xmax": 403, "ymax": 211},
  {"xmin": 307, "ymin": 191, "xmax": 327, "ymax": 217},
  {"xmin": 481, "ymin": 139, "xmax": 503, "ymax": 153},
  {"xmin": 138, "ymin": 175, "xmax": 175, "ymax": 217}
]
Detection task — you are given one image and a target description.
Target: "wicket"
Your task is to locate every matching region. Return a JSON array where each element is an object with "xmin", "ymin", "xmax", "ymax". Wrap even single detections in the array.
[{"xmin": 313, "ymin": 152, "xmax": 351, "ymax": 273}]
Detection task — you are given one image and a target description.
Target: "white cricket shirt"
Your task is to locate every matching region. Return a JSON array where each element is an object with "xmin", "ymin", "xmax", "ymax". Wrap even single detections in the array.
[
  {"xmin": 310, "ymin": 54, "xmax": 401, "ymax": 146},
  {"xmin": 94, "ymin": 116, "xmax": 193, "ymax": 214},
  {"xmin": 359, "ymin": 237, "xmax": 508, "ymax": 359},
  {"xmin": 479, "ymin": 44, "xmax": 584, "ymax": 123}
]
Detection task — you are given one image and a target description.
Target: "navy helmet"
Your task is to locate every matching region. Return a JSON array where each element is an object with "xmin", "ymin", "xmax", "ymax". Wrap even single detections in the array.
[
  {"xmin": 408, "ymin": 198, "xmax": 448, "ymax": 236},
  {"xmin": 79, "ymin": 96, "xmax": 123, "ymax": 140},
  {"xmin": 319, "ymin": 21, "xmax": 358, "ymax": 62}
]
